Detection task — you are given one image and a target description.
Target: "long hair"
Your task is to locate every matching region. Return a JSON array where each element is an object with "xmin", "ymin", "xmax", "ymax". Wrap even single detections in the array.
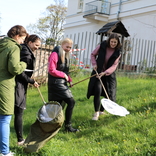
[
  {"xmin": 60, "ymin": 38, "xmax": 73, "ymax": 67},
  {"xmin": 59, "ymin": 46, "xmax": 66, "ymax": 64},
  {"xmin": 107, "ymin": 33, "xmax": 121, "ymax": 50},
  {"xmin": 7, "ymin": 25, "xmax": 27, "ymax": 38}
]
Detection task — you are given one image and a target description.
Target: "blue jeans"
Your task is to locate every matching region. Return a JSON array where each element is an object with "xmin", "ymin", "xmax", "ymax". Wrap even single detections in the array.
[{"xmin": 0, "ymin": 115, "xmax": 12, "ymax": 155}]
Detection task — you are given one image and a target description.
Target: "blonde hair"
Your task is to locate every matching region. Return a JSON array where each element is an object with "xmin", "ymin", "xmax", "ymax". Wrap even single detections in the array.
[
  {"xmin": 60, "ymin": 38, "xmax": 73, "ymax": 67},
  {"xmin": 60, "ymin": 38, "xmax": 73, "ymax": 45},
  {"xmin": 59, "ymin": 47, "xmax": 65, "ymax": 64}
]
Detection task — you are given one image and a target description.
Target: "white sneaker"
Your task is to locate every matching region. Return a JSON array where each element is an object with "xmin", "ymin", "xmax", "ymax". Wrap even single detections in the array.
[
  {"xmin": 99, "ymin": 111, "xmax": 105, "ymax": 116},
  {"xmin": 0, "ymin": 152, "xmax": 15, "ymax": 156},
  {"xmin": 17, "ymin": 139, "xmax": 25, "ymax": 146},
  {"xmin": 92, "ymin": 112, "xmax": 99, "ymax": 120}
]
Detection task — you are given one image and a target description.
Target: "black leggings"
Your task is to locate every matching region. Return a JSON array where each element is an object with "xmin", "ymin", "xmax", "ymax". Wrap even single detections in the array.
[
  {"xmin": 56, "ymin": 97, "xmax": 75, "ymax": 125},
  {"xmin": 14, "ymin": 106, "xmax": 24, "ymax": 142},
  {"xmin": 93, "ymin": 80, "xmax": 105, "ymax": 112}
]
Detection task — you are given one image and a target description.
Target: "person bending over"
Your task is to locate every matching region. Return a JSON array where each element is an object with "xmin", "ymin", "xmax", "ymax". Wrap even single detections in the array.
[
  {"xmin": 48, "ymin": 38, "xmax": 79, "ymax": 132},
  {"xmin": 14, "ymin": 34, "xmax": 41, "ymax": 145}
]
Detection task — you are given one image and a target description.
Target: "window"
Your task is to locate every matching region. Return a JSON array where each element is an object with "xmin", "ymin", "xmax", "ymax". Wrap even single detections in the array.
[
  {"xmin": 78, "ymin": 0, "xmax": 84, "ymax": 9},
  {"xmin": 101, "ymin": 0, "xmax": 109, "ymax": 14}
]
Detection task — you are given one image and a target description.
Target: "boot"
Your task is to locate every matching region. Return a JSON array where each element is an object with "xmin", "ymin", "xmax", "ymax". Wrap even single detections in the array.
[{"xmin": 65, "ymin": 123, "xmax": 79, "ymax": 132}]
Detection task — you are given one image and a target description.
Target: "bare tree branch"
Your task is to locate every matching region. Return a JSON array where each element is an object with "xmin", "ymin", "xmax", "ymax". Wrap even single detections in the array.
[{"xmin": 26, "ymin": 0, "xmax": 67, "ymax": 45}]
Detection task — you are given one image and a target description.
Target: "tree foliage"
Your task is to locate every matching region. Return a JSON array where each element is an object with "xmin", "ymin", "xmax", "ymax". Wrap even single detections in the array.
[{"xmin": 27, "ymin": 0, "xmax": 67, "ymax": 45}]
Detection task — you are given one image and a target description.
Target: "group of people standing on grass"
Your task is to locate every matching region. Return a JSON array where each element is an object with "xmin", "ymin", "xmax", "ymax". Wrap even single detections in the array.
[{"xmin": 0, "ymin": 24, "xmax": 121, "ymax": 155}]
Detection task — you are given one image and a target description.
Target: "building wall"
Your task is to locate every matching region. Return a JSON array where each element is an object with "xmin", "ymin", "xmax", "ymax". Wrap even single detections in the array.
[
  {"xmin": 64, "ymin": 0, "xmax": 156, "ymax": 70},
  {"xmin": 65, "ymin": 0, "xmax": 156, "ymax": 41}
]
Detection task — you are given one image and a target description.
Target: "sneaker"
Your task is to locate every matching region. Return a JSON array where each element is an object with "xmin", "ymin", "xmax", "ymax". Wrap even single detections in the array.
[
  {"xmin": 99, "ymin": 111, "xmax": 105, "ymax": 116},
  {"xmin": 0, "ymin": 152, "xmax": 15, "ymax": 156},
  {"xmin": 65, "ymin": 124, "xmax": 79, "ymax": 132},
  {"xmin": 17, "ymin": 139, "xmax": 25, "ymax": 146},
  {"xmin": 92, "ymin": 112, "xmax": 99, "ymax": 120}
]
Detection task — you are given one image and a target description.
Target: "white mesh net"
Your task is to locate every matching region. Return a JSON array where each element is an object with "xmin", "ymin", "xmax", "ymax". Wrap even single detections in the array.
[
  {"xmin": 37, "ymin": 102, "xmax": 62, "ymax": 123},
  {"xmin": 101, "ymin": 98, "xmax": 130, "ymax": 116}
]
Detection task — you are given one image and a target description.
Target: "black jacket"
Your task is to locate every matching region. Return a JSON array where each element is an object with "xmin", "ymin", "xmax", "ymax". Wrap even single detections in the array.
[
  {"xmin": 87, "ymin": 41, "xmax": 120, "ymax": 101},
  {"xmin": 48, "ymin": 46, "xmax": 73, "ymax": 101},
  {"xmin": 15, "ymin": 44, "xmax": 35, "ymax": 109}
]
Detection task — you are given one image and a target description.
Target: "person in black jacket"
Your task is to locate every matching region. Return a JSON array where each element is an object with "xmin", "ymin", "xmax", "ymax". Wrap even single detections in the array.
[
  {"xmin": 87, "ymin": 33, "xmax": 121, "ymax": 120},
  {"xmin": 14, "ymin": 34, "xmax": 41, "ymax": 145}
]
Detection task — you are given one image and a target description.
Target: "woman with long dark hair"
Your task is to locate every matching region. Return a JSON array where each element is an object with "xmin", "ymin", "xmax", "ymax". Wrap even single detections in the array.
[
  {"xmin": 87, "ymin": 33, "xmax": 121, "ymax": 120},
  {"xmin": 14, "ymin": 34, "xmax": 41, "ymax": 146}
]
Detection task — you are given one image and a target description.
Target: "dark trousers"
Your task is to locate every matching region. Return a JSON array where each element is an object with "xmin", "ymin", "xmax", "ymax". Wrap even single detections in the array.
[
  {"xmin": 56, "ymin": 97, "xmax": 75, "ymax": 125},
  {"xmin": 14, "ymin": 106, "xmax": 24, "ymax": 142},
  {"xmin": 93, "ymin": 80, "xmax": 105, "ymax": 112}
]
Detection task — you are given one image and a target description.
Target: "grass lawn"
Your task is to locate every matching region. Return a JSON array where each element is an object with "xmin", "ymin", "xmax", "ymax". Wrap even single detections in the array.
[{"xmin": 9, "ymin": 74, "xmax": 156, "ymax": 156}]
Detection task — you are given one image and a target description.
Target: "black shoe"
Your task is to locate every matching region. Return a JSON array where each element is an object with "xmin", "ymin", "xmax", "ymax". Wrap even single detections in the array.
[{"xmin": 65, "ymin": 124, "xmax": 79, "ymax": 132}]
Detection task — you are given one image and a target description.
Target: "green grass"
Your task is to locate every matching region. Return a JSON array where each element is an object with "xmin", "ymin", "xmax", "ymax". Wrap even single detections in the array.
[{"xmin": 10, "ymin": 75, "xmax": 156, "ymax": 156}]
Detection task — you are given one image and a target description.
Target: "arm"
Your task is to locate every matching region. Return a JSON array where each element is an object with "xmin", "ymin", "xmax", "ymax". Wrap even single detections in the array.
[
  {"xmin": 91, "ymin": 45, "xmax": 100, "ymax": 68},
  {"xmin": 99, "ymin": 55, "xmax": 121, "ymax": 77},
  {"xmin": 16, "ymin": 47, "xmax": 35, "ymax": 84},
  {"xmin": 8, "ymin": 46, "xmax": 26, "ymax": 76},
  {"xmin": 48, "ymin": 52, "xmax": 68, "ymax": 79},
  {"xmin": 16, "ymin": 72, "xmax": 35, "ymax": 84},
  {"xmin": 105, "ymin": 54, "xmax": 121, "ymax": 75},
  {"xmin": 68, "ymin": 75, "xmax": 72, "ymax": 82}
]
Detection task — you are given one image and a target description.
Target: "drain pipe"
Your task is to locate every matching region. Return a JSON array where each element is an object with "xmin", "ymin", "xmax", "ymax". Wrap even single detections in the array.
[{"xmin": 117, "ymin": 0, "xmax": 122, "ymax": 20}]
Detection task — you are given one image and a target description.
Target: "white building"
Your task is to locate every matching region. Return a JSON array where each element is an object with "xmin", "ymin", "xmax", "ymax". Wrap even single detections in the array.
[
  {"xmin": 64, "ymin": 0, "xmax": 156, "ymax": 71},
  {"xmin": 65, "ymin": 0, "xmax": 156, "ymax": 40}
]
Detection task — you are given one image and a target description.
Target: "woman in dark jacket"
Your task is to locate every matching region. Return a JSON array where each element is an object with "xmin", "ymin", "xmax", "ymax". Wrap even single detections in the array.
[
  {"xmin": 48, "ymin": 38, "xmax": 79, "ymax": 132},
  {"xmin": 87, "ymin": 33, "xmax": 121, "ymax": 120},
  {"xmin": 14, "ymin": 35, "xmax": 41, "ymax": 145}
]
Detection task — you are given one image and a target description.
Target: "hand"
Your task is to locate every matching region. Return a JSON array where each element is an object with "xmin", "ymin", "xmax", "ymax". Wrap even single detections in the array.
[
  {"xmin": 93, "ymin": 65, "xmax": 97, "ymax": 71},
  {"xmin": 64, "ymin": 74, "xmax": 69, "ymax": 81},
  {"xmin": 69, "ymin": 82, "xmax": 73, "ymax": 88},
  {"xmin": 98, "ymin": 72, "xmax": 105, "ymax": 79},
  {"xmin": 33, "ymin": 81, "xmax": 39, "ymax": 88}
]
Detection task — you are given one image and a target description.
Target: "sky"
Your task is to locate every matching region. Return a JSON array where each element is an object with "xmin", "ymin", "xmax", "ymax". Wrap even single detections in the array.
[{"xmin": 0, "ymin": 0, "xmax": 68, "ymax": 35}]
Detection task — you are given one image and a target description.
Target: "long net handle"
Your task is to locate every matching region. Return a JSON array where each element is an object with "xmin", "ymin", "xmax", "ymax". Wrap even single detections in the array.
[
  {"xmin": 36, "ymin": 86, "xmax": 46, "ymax": 104},
  {"xmin": 72, "ymin": 73, "xmax": 97, "ymax": 86},
  {"xmin": 95, "ymin": 70, "xmax": 110, "ymax": 100}
]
